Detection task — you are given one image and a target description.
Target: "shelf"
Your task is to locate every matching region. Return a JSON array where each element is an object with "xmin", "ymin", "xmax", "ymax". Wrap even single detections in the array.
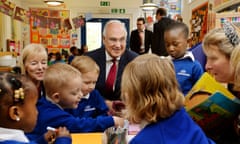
[
  {"xmin": 214, "ymin": 0, "xmax": 240, "ymax": 12},
  {"xmin": 215, "ymin": 12, "xmax": 240, "ymax": 28}
]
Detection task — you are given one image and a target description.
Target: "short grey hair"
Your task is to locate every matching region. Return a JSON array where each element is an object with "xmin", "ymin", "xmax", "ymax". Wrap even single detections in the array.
[{"xmin": 102, "ymin": 20, "xmax": 127, "ymax": 37}]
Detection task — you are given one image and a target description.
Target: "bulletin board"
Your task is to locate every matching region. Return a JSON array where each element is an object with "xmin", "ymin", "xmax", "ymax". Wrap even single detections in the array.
[
  {"xmin": 30, "ymin": 8, "xmax": 71, "ymax": 49},
  {"xmin": 190, "ymin": 2, "xmax": 208, "ymax": 47}
]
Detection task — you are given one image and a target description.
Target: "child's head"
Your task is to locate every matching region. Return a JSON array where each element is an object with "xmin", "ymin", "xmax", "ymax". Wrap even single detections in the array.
[
  {"xmin": 20, "ymin": 43, "xmax": 48, "ymax": 82},
  {"xmin": 44, "ymin": 63, "xmax": 83, "ymax": 109},
  {"xmin": 70, "ymin": 46, "xmax": 78, "ymax": 55},
  {"xmin": 0, "ymin": 73, "xmax": 38, "ymax": 133},
  {"xmin": 121, "ymin": 54, "xmax": 185, "ymax": 124},
  {"xmin": 71, "ymin": 56, "xmax": 99, "ymax": 96},
  {"xmin": 164, "ymin": 21, "xmax": 189, "ymax": 59}
]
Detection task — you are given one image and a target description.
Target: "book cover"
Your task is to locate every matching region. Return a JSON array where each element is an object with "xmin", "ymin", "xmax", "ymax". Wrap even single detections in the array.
[{"xmin": 185, "ymin": 72, "xmax": 240, "ymax": 140}]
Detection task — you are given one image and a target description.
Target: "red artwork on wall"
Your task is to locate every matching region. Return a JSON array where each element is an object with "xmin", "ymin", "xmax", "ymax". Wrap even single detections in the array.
[{"xmin": 190, "ymin": 2, "xmax": 208, "ymax": 47}]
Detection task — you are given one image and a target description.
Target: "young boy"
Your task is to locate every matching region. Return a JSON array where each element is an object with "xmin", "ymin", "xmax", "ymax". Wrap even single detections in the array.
[
  {"xmin": 65, "ymin": 56, "xmax": 109, "ymax": 118},
  {"xmin": 164, "ymin": 21, "xmax": 203, "ymax": 95},
  {"xmin": 26, "ymin": 63, "xmax": 124, "ymax": 141}
]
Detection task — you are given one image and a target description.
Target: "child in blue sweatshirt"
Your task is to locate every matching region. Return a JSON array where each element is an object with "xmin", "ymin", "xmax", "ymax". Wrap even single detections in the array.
[
  {"xmin": 26, "ymin": 63, "xmax": 124, "ymax": 141},
  {"xmin": 65, "ymin": 56, "xmax": 109, "ymax": 118},
  {"xmin": 0, "ymin": 72, "xmax": 71, "ymax": 144},
  {"xmin": 164, "ymin": 21, "xmax": 203, "ymax": 95},
  {"xmin": 121, "ymin": 54, "xmax": 215, "ymax": 144}
]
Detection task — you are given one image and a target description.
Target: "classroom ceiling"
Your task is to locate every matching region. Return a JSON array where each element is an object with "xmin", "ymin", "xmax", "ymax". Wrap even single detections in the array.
[
  {"xmin": 19, "ymin": 0, "xmax": 80, "ymax": 9},
  {"xmin": 18, "ymin": 0, "xmax": 147, "ymax": 9}
]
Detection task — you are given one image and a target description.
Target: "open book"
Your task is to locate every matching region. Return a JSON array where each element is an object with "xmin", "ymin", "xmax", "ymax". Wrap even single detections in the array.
[{"xmin": 185, "ymin": 72, "xmax": 240, "ymax": 140}]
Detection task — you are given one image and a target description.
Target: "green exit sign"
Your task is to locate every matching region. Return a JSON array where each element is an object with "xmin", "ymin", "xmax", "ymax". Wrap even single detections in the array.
[
  {"xmin": 100, "ymin": 1, "xmax": 110, "ymax": 6},
  {"xmin": 111, "ymin": 8, "xmax": 126, "ymax": 14}
]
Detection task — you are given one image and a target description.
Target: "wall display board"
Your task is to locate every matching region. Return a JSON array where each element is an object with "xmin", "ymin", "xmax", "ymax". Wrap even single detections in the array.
[
  {"xmin": 30, "ymin": 8, "xmax": 71, "ymax": 49},
  {"xmin": 190, "ymin": 2, "xmax": 208, "ymax": 47}
]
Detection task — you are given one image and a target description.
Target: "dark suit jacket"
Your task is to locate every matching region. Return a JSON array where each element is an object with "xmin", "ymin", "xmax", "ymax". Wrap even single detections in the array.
[
  {"xmin": 152, "ymin": 17, "xmax": 175, "ymax": 56},
  {"xmin": 85, "ymin": 47, "xmax": 138, "ymax": 100},
  {"xmin": 130, "ymin": 29, "xmax": 153, "ymax": 54}
]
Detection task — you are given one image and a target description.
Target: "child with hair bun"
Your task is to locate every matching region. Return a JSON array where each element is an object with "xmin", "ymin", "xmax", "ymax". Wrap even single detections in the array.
[{"xmin": 0, "ymin": 72, "xmax": 71, "ymax": 144}]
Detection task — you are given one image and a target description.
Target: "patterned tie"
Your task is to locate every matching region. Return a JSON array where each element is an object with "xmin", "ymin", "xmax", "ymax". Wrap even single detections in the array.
[{"xmin": 105, "ymin": 59, "xmax": 117, "ymax": 94}]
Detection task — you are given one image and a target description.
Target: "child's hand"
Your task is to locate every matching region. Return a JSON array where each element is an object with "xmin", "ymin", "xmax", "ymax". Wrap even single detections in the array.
[
  {"xmin": 44, "ymin": 126, "xmax": 71, "ymax": 143},
  {"xmin": 112, "ymin": 100, "xmax": 125, "ymax": 112},
  {"xmin": 113, "ymin": 116, "xmax": 125, "ymax": 127},
  {"xmin": 44, "ymin": 130, "xmax": 56, "ymax": 143},
  {"xmin": 106, "ymin": 100, "xmax": 125, "ymax": 116},
  {"xmin": 56, "ymin": 126, "xmax": 71, "ymax": 138}
]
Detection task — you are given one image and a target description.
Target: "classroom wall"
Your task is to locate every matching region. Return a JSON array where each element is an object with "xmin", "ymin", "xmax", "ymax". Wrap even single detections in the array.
[{"xmin": 2, "ymin": 0, "xmax": 209, "ymax": 51}]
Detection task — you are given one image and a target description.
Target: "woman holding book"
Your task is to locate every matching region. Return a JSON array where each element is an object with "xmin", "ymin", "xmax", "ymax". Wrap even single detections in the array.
[{"xmin": 202, "ymin": 21, "xmax": 240, "ymax": 144}]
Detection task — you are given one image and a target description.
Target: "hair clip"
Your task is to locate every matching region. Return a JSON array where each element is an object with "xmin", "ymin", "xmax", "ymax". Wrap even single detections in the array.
[
  {"xmin": 223, "ymin": 21, "xmax": 240, "ymax": 47},
  {"xmin": 14, "ymin": 88, "xmax": 24, "ymax": 102}
]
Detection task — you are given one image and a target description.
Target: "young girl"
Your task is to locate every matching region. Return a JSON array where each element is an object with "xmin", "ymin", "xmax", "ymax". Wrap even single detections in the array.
[
  {"xmin": 0, "ymin": 72, "xmax": 71, "ymax": 144},
  {"xmin": 121, "ymin": 54, "xmax": 214, "ymax": 144}
]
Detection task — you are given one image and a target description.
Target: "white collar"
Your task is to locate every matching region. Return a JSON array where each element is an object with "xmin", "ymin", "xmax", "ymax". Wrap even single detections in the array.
[
  {"xmin": 46, "ymin": 96, "xmax": 64, "ymax": 110},
  {"xmin": 105, "ymin": 51, "xmax": 120, "ymax": 62},
  {"xmin": 168, "ymin": 51, "xmax": 195, "ymax": 61},
  {"xmin": 0, "ymin": 127, "xmax": 29, "ymax": 142},
  {"xmin": 82, "ymin": 93, "xmax": 90, "ymax": 99}
]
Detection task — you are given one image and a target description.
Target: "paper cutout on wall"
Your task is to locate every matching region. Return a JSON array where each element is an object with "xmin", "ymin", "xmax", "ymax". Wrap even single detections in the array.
[
  {"xmin": 14, "ymin": 6, "xmax": 29, "ymax": 24},
  {"xmin": 0, "ymin": 0, "xmax": 15, "ymax": 16},
  {"xmin": 72, "ymin": 15, "xmax": 85, "ymax": 29}
]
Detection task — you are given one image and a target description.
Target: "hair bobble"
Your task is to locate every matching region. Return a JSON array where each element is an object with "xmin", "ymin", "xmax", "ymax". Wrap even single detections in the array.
[
  {"xmin": 14, "ymin": 88, "xmax": 24, "ymax": 102},
  {"xmin": 223, "ymin": 21, "xmax": 240, "ymax": 47},
  {"xmin": 9, "ymin": 77, "xmax": 24, "ymax": 103}
]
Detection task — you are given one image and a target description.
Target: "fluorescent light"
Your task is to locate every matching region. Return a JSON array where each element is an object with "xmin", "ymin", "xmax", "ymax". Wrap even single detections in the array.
[
  {"xmin": 44, "ymin": 0, "xmax": 64, "ymax": 6},
  {"xmin": 140, "ymin": 3, "xmax": 159, "ymax": 11}
]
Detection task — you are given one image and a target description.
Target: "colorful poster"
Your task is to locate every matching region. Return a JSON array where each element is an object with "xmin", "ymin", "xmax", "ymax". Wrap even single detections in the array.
[
  {"xmin": 72, "ymin": 15, "xmax": 85, "ymax": 29},
  {"xmin": 30, "ymin": 8, "xmax": 70, "ymax": 49},
  {"xmin": 191, "ymin": 2, "xmax": 208, "ymax": 47},
  {"xmin": 159, "ymin": 0, "xmax": 181, "ymax": 16}
]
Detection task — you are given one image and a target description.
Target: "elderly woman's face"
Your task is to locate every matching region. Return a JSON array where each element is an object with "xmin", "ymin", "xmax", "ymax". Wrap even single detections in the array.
[
  {"xmin": 204, "ymin": 45, "xmax": 234, "ymax": 83},
  {"xmin": 24, "ymin": 52, "xmax": 48, "ymax": 82}
]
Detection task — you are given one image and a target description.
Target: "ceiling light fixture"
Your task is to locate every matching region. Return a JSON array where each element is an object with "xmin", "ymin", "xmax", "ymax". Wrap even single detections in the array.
[
  {"xmin": 44, "ymin": 0, "xmax": 64, "ymax": 6},
  {"xmin": 140, "ymin": 0, "xmax": 158, "ymax": 11}
]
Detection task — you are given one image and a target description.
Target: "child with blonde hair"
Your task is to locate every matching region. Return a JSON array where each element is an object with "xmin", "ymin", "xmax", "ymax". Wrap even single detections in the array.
[
  {"xmin": 66, "ymin": 56, "xmax": 109, "ymax": 117},
  {"xmin": 121, "ymin": 54, "xmax": 214, "ymax": 144},
  {"xmin": 0, "ymin": 72, "xmax": 71, "ymax": 144},
  {"xmin": 26, "ymin": 63, "xmax": 124, "ymax": 141}
]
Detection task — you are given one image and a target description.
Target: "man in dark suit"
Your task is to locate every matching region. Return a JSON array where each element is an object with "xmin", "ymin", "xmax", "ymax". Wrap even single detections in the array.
[
  {"xmin": 152, "ymin": 8, "xmax": 175, "ymax": 56},
  {"xmin": 130, "ymin": 17, "xmax": 153, "ymax": 54},
  {"xmin": 85, "ymin": 20, "xmax": 138, "ymax": 115}
]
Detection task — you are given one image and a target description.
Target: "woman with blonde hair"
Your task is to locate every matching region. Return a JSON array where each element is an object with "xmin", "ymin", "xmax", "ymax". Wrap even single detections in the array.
[
  {"xmin": 20, "ymin": 43, "xmax": 48, "ymax": 98},
  {"xmin": 202, "ymin": 21, "xmax": 240, "ymax": 143},
  {"xmin": 121, "ymin": 54, "xmax": 214, "ymax": 144}
]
